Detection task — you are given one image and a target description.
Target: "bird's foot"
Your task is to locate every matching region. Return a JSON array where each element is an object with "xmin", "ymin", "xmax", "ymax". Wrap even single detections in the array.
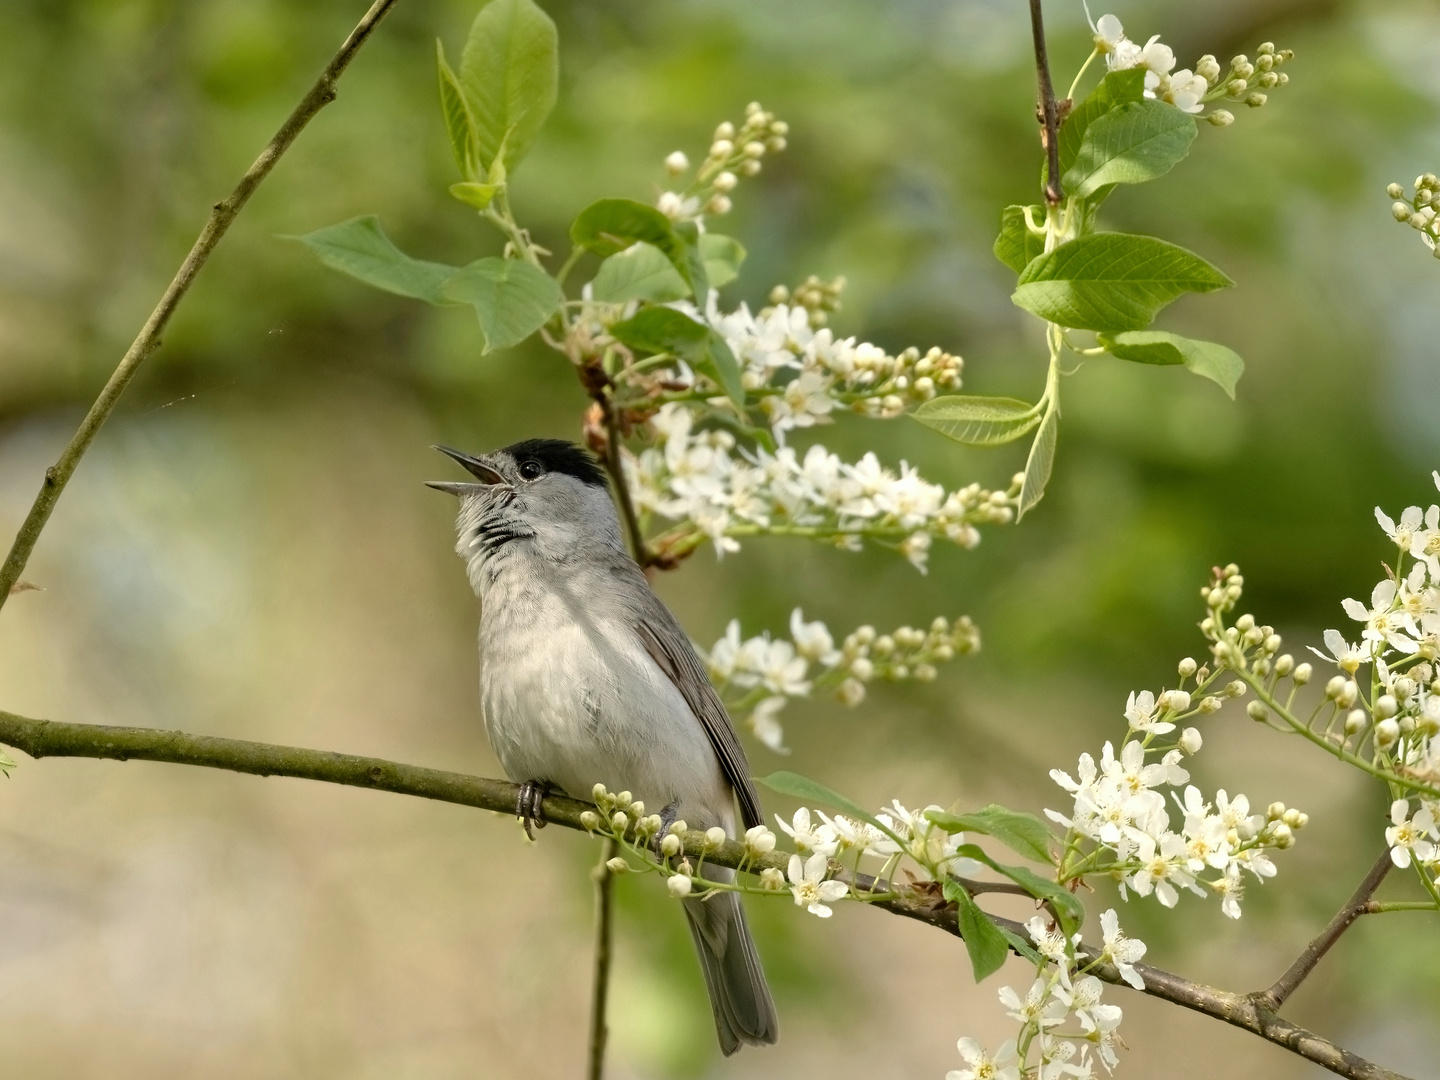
[{"xmin": 517, "ymin": 780, "xmax": 549, "ymax": 840}]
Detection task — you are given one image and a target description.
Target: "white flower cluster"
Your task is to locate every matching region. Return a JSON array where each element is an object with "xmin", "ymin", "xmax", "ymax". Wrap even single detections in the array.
[
  {"xmin": 948, "ymin": 909, "xmax": 1145, "ymax": 1080},
  {"xmin": 1047, "ymin": 665, "xmax": 1301, "ymax": 919},
  {"xmin": 1090, "ymin": 14, "xmax": 1290, "ymax": 123},
  {"xmin": 625, "ymin": 403, "xmax": 1019, "ymax": 568},
  {"xmin": 771, "ymin": 801, "xmax": 983, "ymax": 888},
  {"xmin": 704, "ymin": 610, "xmax": 980, "ymax": 751},
  {"xmin": 657, "ymin": 101, "xmax": 786, "ymax": 223},
  {"xmin": 1388, "ymin": 173, "xmax": 1440, "ymax": 260}
]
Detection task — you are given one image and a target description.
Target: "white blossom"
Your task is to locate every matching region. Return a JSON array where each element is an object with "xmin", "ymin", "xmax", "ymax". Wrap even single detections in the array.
[
  {"xmin": 787, "ymin": 852, "xmax": 848, "ymax": 917},
  {"xmin": 1386, "ymin": 799, "xmax": 1437, "ymax": 869},
  {"xmin": 947, "ymin": 1038, "xmax": 1020, "ymax": 1080},
  {"xmin": 1098, "ymin": 909, "xmax": 1146, "ymax": 989}
]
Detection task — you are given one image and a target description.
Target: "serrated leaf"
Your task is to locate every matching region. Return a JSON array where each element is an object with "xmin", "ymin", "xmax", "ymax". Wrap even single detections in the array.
[
  {"xmin": 699, "ymin": 233, "xmax": 746, "ymax": 288},
  {"xmin": 1017, "ymin": 402, "xmax": 1058, "ymax": 520},
  {"xmin": 912, "ymin": 395, "xmax": 1041, "ymax": 447},
  {"xmin": 458, "ymin": 0, "xmax": 558, "ymax": 174},
  {"xmin": 952, "ymin": 843, "xmax": 1085, "ymax": 937},
  {"xmin": 672, "ymin": 219, "xmax": 710, "ymax": 299},
  {"xmin": 1064, "ymin": 98, "xmax": 1197, "ymax": 199},
  {"xmin": 591, "ymin": 242, "xmax": 688, "ymax": 303},
  {"xmin": 1012, "ymin": 232, "xmax": 1233, "ymax": 333},
  {"xmin": 439, "ymin": 256, "xmax": 562, "ymax": 352},
  {"xmin": 994, "ymin": 205, "xmax": 1047, "ymax": 275},
  {"xmin": 436, "ymin": 41, "xmax": 479, "ymax": 178},
  {"xmin": 943, "ymin": 880, "xmax": 1012, "ymax": 981},
  {"xmin": 609, "ymin": 307, "xmax": 743, "ymax": 405},
  {"xmin": 926, "ymin": 805, "xmax": 1058, "ymax": 865},
  {"xmin": 449, "ymin": 181, "xmax": 500, "ymax": 210},
  {"xmin": 757, "ymin": 771, "xmax": 905, "ymax": 848},
  {"xmin": 1098, "ymin": 330, "xmax": 1245, "ymax": 399},
  {"xmin": 1055, "ymin": 68, "xmax": 1147, "ymax": 183},
  {"xmin": 570, "ymin": 199, "xmax": 707, "ymax": 298},
  {"xmin": 286, "ymin": 215, "xmax": 461, "ymax": 305}
]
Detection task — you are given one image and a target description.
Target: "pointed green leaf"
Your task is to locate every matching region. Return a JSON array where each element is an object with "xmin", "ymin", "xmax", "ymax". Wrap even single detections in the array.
[
  {"xmin": 286, "ymin": 215, "xmax": 461, "ymax": 305},
  {"xmin": 1064, "ymin": 98, "xmax": 1197, "ymax": 199},
  {"xmin": 913, "ymin": 395, "xmax": 1041, "ymax": 447},
  {"xmin": 1012, "ymin": 233, "xmax": 1233, "ymax": 333},
  {"xmin": 439, "ymin": 256, "xmax": 562, "ymax": 352},
  {"xmin": 952, "ymin": 843, "xmax": 1085, "ymax": 936},
  {"xmin": 1098, "ymin": 330, "xmax": 1245, "ymax": 399},
  {"xmin": 449, "ymin": 181, "xmax": 500, "ymax": 210},
  {"xmin": 672, "ymin": 219, "xmax": 710, "ymax": 299},
  {"xmin": 609, "ymin": 307, "xmax": 743, "ymax": 406},
  {"xmin": 458, "ymin": 0, "xmax": 558, "ymax": 173},
  {"xmin": 591, "ymin": 242, "xmax": 688, "ymax": 303},
  {"xmin": 942, "ymin": 880, "xmax": 1013, "ymax": 981},
  {"xmin": 436, "ymin": 41, "xmax": 479, "ymax": 178},
  {"xmin": 1055, "ymin": 68, "xmax": 1147, "ymax": 182},
  {"xmin": 1017, "ymin": 402, "xmax": 1058, "ymax": 520},
  {"xmin": 570, "ymin": 199, "xmax": 708, "ymax": 297},
  {"xmin": 756, "ymin": 771, "xmax": 905, "ymax": 847},
  {"xmin": 699, "ymin": 233, "xmax": 746, "ymax": 288},
  {"xmin": 994, "ymin": 204, "xmax": 1047, "ymax": 275},
  {"xmin": 926, "ymin": 805, "xmax": 1058, "ymax": 865}
]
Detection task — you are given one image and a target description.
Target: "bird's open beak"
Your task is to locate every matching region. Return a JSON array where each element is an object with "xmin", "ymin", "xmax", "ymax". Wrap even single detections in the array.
[{"xmin": 426, "ymin": 444, "xmax": 508, "ymax": 495}]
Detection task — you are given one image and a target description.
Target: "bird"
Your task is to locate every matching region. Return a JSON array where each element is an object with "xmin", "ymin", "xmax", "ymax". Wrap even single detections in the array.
[{"xmin": 427, "ymin": 437, "xmax": 778, "ymax": 1055}]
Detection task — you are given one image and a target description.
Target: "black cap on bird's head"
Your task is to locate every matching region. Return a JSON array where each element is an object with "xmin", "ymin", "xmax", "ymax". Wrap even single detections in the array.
[{"xmin": 426, "ymin": 439, "xmax": 607, "ymax": 496}]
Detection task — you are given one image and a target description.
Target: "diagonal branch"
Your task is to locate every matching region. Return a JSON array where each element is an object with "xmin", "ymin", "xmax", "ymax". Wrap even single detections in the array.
[
  {"xmin": 0, "ymin": 0, "xmax": 403, "ymax": 611},
  {"xmin": 1027, "ymin": 0, "xmax": 1064, "ymax": 206},
  {"xmin": 0, "ymin": 709, "xmax": 1413, "ymax": 1080},
  {"xmin": 1256, "ymin": 847, "xmax": 1392, "ymax": 1011}
]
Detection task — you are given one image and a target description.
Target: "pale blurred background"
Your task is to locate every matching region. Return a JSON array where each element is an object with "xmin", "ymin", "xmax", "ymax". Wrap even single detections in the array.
[{"xmin": 2, "ymin": 0, "xmax": 1439, "ymax": 1076}]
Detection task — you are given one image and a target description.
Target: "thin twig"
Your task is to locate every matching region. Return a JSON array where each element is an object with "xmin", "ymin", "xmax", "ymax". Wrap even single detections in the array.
[
  {"xmin": 1027, "ymin": 0, "xmax": 1064, "ymax": 206},
  {"xmin": 589, "ymin": 837, "xmax": 618, "ymax": 1080},
  {"xmin": 1257, "ymin": 848, "xmax": 1393, "ymax": 1011},
  {"xmin": 0, "ymin": 709, "xmax": 1413, "ymax": 1080},
  {"xmin": 599, "ymin": 391, "xmax": 651, "ymax": 567},
  {"xmin": 0, "ymin": 0, "xmax": 402, "ymax": 611}
]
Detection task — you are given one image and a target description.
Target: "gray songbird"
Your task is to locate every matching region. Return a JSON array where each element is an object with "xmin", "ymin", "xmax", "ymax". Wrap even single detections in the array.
[{"xmin": 428, "ymin": 438, "xmax": 778, "ymax": 1055}]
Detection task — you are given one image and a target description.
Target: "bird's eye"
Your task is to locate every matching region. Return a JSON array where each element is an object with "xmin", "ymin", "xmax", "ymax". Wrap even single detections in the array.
[{"xmin": 518, "ymin": 460, "xmax": 544, "ymax": 481}]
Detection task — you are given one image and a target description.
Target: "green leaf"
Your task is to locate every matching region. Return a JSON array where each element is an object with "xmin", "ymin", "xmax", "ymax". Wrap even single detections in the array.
[
  {"xmin": 458, "ymin": 0, "xmax": 558, "ymax": 174},
  {"xmin": 1017, "ymin": 401, "xmax": 1058, "ymax": 520},
  {"xmin": 439, "ymin": 256, "xmax": 563, "ymax": 352},
  {"xmin": 1056, "ymin": 68, "xmax": 1147, "ymax": 182},
  {"xmin": 672, "ymin": 219, "xmax": 710, "ymax": 299},
  {"xmin": 449, "ymin": 181, "xmax": 500, "ymax": 210},
  {"xmin": 570, "ymin": 199, "xmax": 706, "ymax": 297},
  {"xmin": 591, "ymin": 242, "xmax": 688, "ymax": 303},
  {"xmin": 998, "ymin": 926, "xmax": 1043, "ymax": 965},
  {"xmin": 926, "ymin": 805, "xmax": 1057, "ymax": 865},
  {"xmin": 436, "ymin": 41, "xmax": 479, "ymax": 178},
  {"xmin": 609, "ymin": 307, "xmax": 743, "ymax": 405},
  {"xmin": 953, "ymin": 844, "xmax": 1085, "ymax": 937},
  {"xmin": 1098, "ymin": 330, "xmax": 1246, "ymax": 399},
  {"xmin": 1063, "ymin": 98, "xmax": 1197, "ymax": 199},
  {"xmin": 993, "ymin": 205, "xmax": 1047, "ymax": 275},
  {"xmin": 912, "ymin": 395, "xmax": 1041, "ymax": 447},
  {"xmin": 1012, "ymin": 233, "xmax": 1233, "ymax": 333},
  {"xmin": 756, "ymin": 771, "xmax": 904, "ymax": 847},
  {"xmin": 699, "ymin": 233, "xmax": 746, "ymax": 288},
  {"xmin": 942, "ymin": 880, "xmax": 1012, "ymax": 982},
  {"xmin": 286, "ymin": 215, "xmax": 460, "ymax": 305}
]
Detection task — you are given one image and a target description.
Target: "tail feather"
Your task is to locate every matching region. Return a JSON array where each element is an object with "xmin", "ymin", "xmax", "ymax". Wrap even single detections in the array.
[{"xmin": 683, "ymin": 886, "xmax": 778, "ymax": 1055}]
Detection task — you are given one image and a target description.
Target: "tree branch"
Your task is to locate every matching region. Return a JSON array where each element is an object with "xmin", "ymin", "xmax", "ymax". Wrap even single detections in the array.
[
  {"xmin": 1027, "ymin": 0, "xmax": 1064, "ymax": 206},
  {"xmin": 0, "ymin": 0, "xmax": 403, "ymax": 612},
  {"xmin": 0, "ymin": 710, "xmax": 1413, "ymax": 1080},
  {"xmin": 589, "ymin": 837, "xmax": 618, "ymax": 1080},
  {"xmin": 1256, "ymin": 848, "xmax": 1392, "ymax": 1011}
]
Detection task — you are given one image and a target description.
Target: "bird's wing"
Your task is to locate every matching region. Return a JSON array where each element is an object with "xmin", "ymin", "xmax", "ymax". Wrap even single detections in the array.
[{"xmin": 633, "ymin": 604, "xmax": 764, "ymax": 832}]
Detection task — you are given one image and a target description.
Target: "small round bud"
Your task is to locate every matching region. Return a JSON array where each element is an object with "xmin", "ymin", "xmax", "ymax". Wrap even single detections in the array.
[
  {"xmin": 1325, "ymin": 675, "xmax": 1347, "ymax": 700},
  {"xmin": 1246, "ymin": 91, "xmax": 1268, "ymax": 108},
  {"xmin": 1258, "ymin": 41, "xmax": 1276, "ymax": 55},
  {"xmin": 744, "ymin": 826, "xmax": 776, "ymax": 856},
  {"xmin": 629, "ymin": 800, "xmax": 645, "ymax": 818},
  {"xmin": 1161, "ymin": 690, "xmax": 1192, "ymax": 712},
  {"xmin": 580, "ymin": 810, "xmax": 601, "ymax": 832},
  {"xmin": 1292, "ymin": 662, "xmax": 1312, "ymax": 685},
  {"xmin": 606, "ymin": 857, "xmax": 630, "ymax": 875},
  {"xmin": 704, "ymin": 826, "xmax": 727, "ymax": 851},
  {"xmin": 766, "ymin": 135, "xmax": 787, "ymax": 152},
  {"xmin": 914, "ymin": 663, "xmax": 938, "ymax": 682},
  {"xmin": 661, "ymin": 833, "xmax": 683, "ymax": 858},
  {"xmin": 1196, "ymin": 55, "xmax": 1221, "ymax": 82},
  {"xmin": 1247, "ymin": 700, "xmax": 1269, "ymax": 722},
  {"xmin": 1267, "ymin": 802, "xmax": 1286, "ymax": 821},
  {"xmin": 611, "ymin": 811, "xmax": 629, "ymax": 832},
  {"xmin": 836, "ymin": 677, "xmax": 866, "ymax": 706},
  {"xmin": 1375, "ymin": 694, "xmax": 1399, "ymax": 719},
  {"xmin": 1200, "ymin": 696, "xmax": 1223, "ymax": 714},
  {"xmin": 1205, "ymin": 109, "xmax": 1235, "ymax": 128},
  {"xmin": 668, "ymin": 819, "xmax": 688, "ymax": 836},
  {"xmin": 1180, "ymin": 727, "xmax": 1204, "ymax": 755},
  {"xmin": 1337, "ymin": 680, "xmax": 1359, "ymax": 709},
  {"xmin": 759, "ymin": 867, "xmax": 786, "ymax": 890},
  {"xmin": 1375, "ymin": 717, "xmax": 1400, "ymax": 748},
  {"xmin": 742, "ymin": 141, "xmax": 766, "ymax": 158},
  {"xmin": 1226, "ymin": 680, "xmax": 1248, "ymax": 698},
  {"xmin": 739, "ymin": 159, "xmax": 762, "ymax": 177},
  {"xmin": 713, "ymin": 121, "xmax": 735, "ymax": 140},
  {"xmin": 770, "ymin": 120, "xmax": 789, "ymax": 136},
  {"xmin": 706, "ymin": 194, "xmax": 732, "ymax": 215},
  {"xmin": 1344, "ymin": 709, "xmax": 1368, "ymax": 735},
  {"xmin": 709, "ymin": 138, "xmax": 734, "ymax": 159},
  {"xmin": 1263, "ymin": 634, "xmax": 1282, "ymax": 653},
  {"xmin": 1274, "ymin": 654, "xmax": 1294, "ymax": 677},
  {"xmin": 1226, "ymin": 79, "xmax": 1249, "ymax": 97},
  {"xmin": 1256, "ymin": 52, "xmax": 1274, "ymax": 71},
  {"xmin": 1236, "ymin": 614, "xmax": 1256, "ymax": 633},
  {"xmin": 1271, "ymin": 822, "xmax": 1294, "ymax": 848},
  {"xmin": 664, "ymin": 150, "xmax": 690, "ymax": 175},
  {"xmin": 1178, "ymin": 657, "xmax": 1198, "ymax": 678},
  {"xmin": 713, "ymin": 170, "xmax": 738, "ymax": 192},
  {"xmin": 1281, "ymin": 808, "xmax": 1304, "ymax": 829},
  {"xmin": 615, "ymin": 791, "xmax": 632, "ymax": 809},
  {"xmin": 1394, "ymin": 202, "xmax": 1414, "ymax": 222},
  {"xmin": 1388, "ymin": 182, "xmax": 1406, "ymax": 199},
  {"xmin": 1257, "ymin": 71, "xmax": 1278, "ymax": 88},
  {"xmin": 667, "ymin": 874, "xmax": 693, "ymax": 898},
  {"xmin": 1395, "ymin": 677, "xmax": 1416, "ymax": 701}
]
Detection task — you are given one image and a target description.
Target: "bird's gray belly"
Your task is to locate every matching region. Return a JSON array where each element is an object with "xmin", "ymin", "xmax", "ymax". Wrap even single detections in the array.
[{"xmin": 479, "ymin": 600, "xmax": 730, "ymax": 827}]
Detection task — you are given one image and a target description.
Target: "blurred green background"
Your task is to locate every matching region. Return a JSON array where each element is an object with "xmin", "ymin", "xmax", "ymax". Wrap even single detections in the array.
[{"xmin": 2, "ymin": 0, "xmax": 1439, "ymax": 1076}]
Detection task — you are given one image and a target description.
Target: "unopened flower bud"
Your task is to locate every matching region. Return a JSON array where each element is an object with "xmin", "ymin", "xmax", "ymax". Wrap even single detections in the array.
[
  {"xmin": 1274, "ymin": 654, "xmax": 1294, "ymax": 677},
  {"xmin": 1325, "ymin": 675, "xmax": 1346, "ymax": 700},
  {"xmin": 744, "ymin": 826, "xmax": 776, "ymax": 856},
  {"xmin": 1196, "ymin": 55, "xmax": 1221, "ymax": 82},
  {"xmin": 714, "ymin": 121, "xmax": 735, "ymax": 140},
  {"xmin": 606, "ymin": 857, "xmax": 630, "ymax": 874},
  {"xmin": 667, "ymin": 874, "xmax": 693, "ymax": 898},
  {"xmin": 704, "ymin": 826, "xmax": 727, "ymax": 851},
  {"xmin": 611, "ymin": 811, "xmax": 629, "ymax": 832},
  {"xmin": 1247, "ymin": 700, "xmax": 1269, "ymax": 722},
  {"xmin": 1267, "ymin": 801, "xmax": 1286, "ymax": 821},
  {"xmin": 1337, "ymin": 680, "xmax": 1359, "ymax": 709},
  {"xmin": 668, "ymin": 819, "xmax": 688, "ymax": 836},
  {"xmin": 580, "ymin": 810, "xmax": 601, "ymax": 832},
  {"xmin": 1388, "ymin": 182, "xmax": 1406, "ymax": 199},
  {"xmin": 1263, "ymin": 634, "xmax": 1282, "ymax": 653},
  {"xmin": 615, "ymin": 791, "xmax": 633, "ymax": 809},
  {"xmin": 1226, "ymin": 681, "xmax": 1247, "ymax": 698},
  {"xmin": 664, "ymin": 150, "xmax": 690, "ymax": 175},
  {"xmin": 1180, "ymin": 728, "xmax": 1204, "ymax": 755},
  {"xmin": 1246, "ymin": 91, "xmax": 1268, "ymax": 108},
  {"xmin": 1236, "ymin": 614, "xmax": 1256, "ymax": 632},
  {"xmin": 713, "ymin": 170, "xmax": 738, "ymax": 192},
  {"xmin": 1292, "ymin": 662, "xmax": 1312, "ymax": 685},
  {"xmin": 661, "ymin": 833, "xmax": 683, "ymax": 857},
  {"xmin": 759, "ymin": 867, "xmax": 785, "ymax": 890},
  {"xmin": 850, "ymin": 658, "xmax": 874, "ymax": 681},
  {"xmin": 629, "ymin": 801, "xmax": 645, "ymax": 818},
  {"xmin": 766, "ymin": 135, "xmax": 787, "ymax": 152},
  {"xmin": 1205, "ymin": 109, "xmax": 1235, "ymax": 128},
  {"xmin": 1395, "ymin": 677, "xmax": 1416, "ymax": 701},
  {"xmin": 1344, "ymin": 709, "xmax": 1368, "ymax": 735},
  {"xmin": 706, "ymin": 194, "xmax": 732, "ymax": 215},
  {"xmin": 1162, "ymin": 690, "xmax": 1192, "ymax": 712},
  {"xmin": 836, "ymin": 677, "xmax": 866, "ymax": 706},
  {"xmin": 1178, "ymin": 657, "xmax": 1198, "ymax": 678},
  {"xmin": 742, "ymin": 141, "xmax": 765, "ymax": 158},
  {"xmin": 1375, "ymin": 717, "xmax": 1400, "ymax": 748},
  {"xmin": 914, "ymin": 663, "xmax": 938, "ymax": 682},
  {"xmin": 1271, "ymin": 822, "xmax": 1294, "ymax": 848},
  {"xmin": 709, "ymin": 138, "xmax": 734, "ymax": 158},
  {"xmin": 1375, "ymin": 694, "xmax": 1399, "ymax": 719},
  {"xmin": 739, "ymin": 159, "xmax": 762, "ymax": 177},
  {"xmin": 1394, "ymin": 202, "xmax": 1414, "ymax": 222},
  {"xmin": 1281, "ymin": 808, "xmax": 1304, "ymax": 829},
  {"xmin": 1200, "ymin": 696, "xmax": 1222, "ymax": 714}
]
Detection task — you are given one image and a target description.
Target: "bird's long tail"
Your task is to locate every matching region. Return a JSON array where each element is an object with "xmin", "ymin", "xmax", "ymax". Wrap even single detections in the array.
[{"xmin": 682, "ymin": 868, "xmax": 778, "ymax": 1055}]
